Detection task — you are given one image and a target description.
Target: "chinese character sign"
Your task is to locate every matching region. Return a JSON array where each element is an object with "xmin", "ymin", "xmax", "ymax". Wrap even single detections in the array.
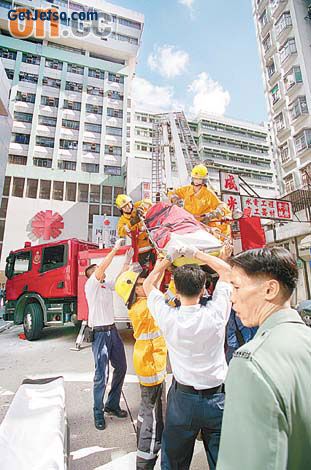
[
  {"xmin": 222, "ymin": 194, "xmax": 242, "ymax": 212},
  {"xmin": 241, "ymin": 196, "xmax": 293, "ymax": 220},
  {"xmin": 92, "ymin": 215, "xmax": 119, "ymax": 246},
  {"xmin": 220, "ymin": 172, "xmax": 240, "ymax": 193},
  {"xmin": 141, "ymin": 181, "xmax": 151, "ymax": 200}
]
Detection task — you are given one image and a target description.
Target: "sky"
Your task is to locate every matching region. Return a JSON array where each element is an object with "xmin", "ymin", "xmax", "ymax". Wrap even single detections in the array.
[{"xmin": 112, "ymin": 0, "xmax": 268, "ymax": 125}]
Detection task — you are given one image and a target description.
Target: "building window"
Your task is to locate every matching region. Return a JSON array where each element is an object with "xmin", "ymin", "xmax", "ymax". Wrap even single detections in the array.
[
  {"xmin": 108, "ymin": 73, "xmax": 124, "ymax": 84},
  {"xmin": 19, "ymin": 72, "xmax": 38, "ymax": 83},
  {"xmin": 301, "ymin": 164, "xmax": 311, "ymax": 186},
  {"xmin": 3, "ymin": 177, "xmax": 11, "ymax": 197},
  {"xmin": 60, "ymin": 139, "xmax": 78, "ymax": 150},
  {"xmin": 52, "ymin": 181, "xmax": 64, "ymax": 201},
  {"xmin": 26, "ymin": 179, "xmax": 38, "ymax": 198},
  {"xmin": 104, "ymin": 165, "xmax": 121, "ymax": 176},
  {"xmin": 83, "ymin": 142, "xmax": 100, "ymax": 153},
  {"xmin": 118, "ymin": 17, "xmax": 141, "ymax": 29},
  {"xmin": 58, "ymin": 160, "xmax": 77, "ymax": 171},
  {"xmin": 36, "ymin": 136, "xmax": 54, "ymax": 148},
  {"xmin": 8, "ymin": 154, "xmax": 27, "ymax": 165},
  {"xmin": 12, "ymin": 133, "xmax": 30, "ymax": 144},
  {"xmin": 107, "ymin": 90, "xmax": 123, "ymax": 101},
  {"xmin": 87, "ymin": 85, "xmax": 104, "ymax": 96},
  {"xmin": 107, "ymin": 107, "xmax": 123, "ymax": 118},
  {"xmin": 22, "ymin": 52, "xmax": 40, "ymax": 65},
  {"xmin": 67, "ymin": 64, "xmax": 84, "ymax": 75},
  {"xmin": 86, "ymin": 103, "xmax": 102, "ymax": 114},
  {"xmin": 12, "ymin": 177, "xmax": 25, "ymax": 197},
  {"xmin": 105, "ymin": 145, "xmax": 122, "ymax": 156},
  {"xmin": 41, "ymin": 95, "xmax": 59, "ymax": 107},
  {"xmin": 271, "ymin": 83, "xmax": 281, "ymax": 104},
  {"xmin": 111, "ymin": 32, "xmax": 138, "ymax": 45},
  {"xmin": 279, "ymin": 38, "xmax": 297, "ymax": 63},
  {"xmin": 102, "ymin": 205, "xmax": 112, "ymax": 216},
  {"xmin": 90, "ymin": 185, "xmax": 100, "ymax": 203},
  {"xmin": 39, "ymin": 180, "xmax": 51, "ymax": 199},
  {"xmin": 275, "ymin": 11, "xmax": 292, "ymax": 37},
  {"xmin": 263, "ymin": 34, "xmax": 271, "ymax": 53},
  {"xmin": 14, "ymin": 112, "xmax": 33, "ymax": 123},
  {"xmin": 0, "ymin": 197, "xmax": 8, "ymax": 219},
  {"xmin": 275, "ymin": 112, "xmax": 285, "ymax": 132},
  {"xmin": 85, "ymin": 122, "xmax": 101, "ymax": 133},
  {"xmin": 289, "ymin": 96, "xmax": 308, "ymax": 121},
  {"xmin": 88, "ymin": 205, "xmax": 99, "ymax": 224},
  {"xmin": 279, "ymin": 144, "xmax": 289, "ymax": 164},
  {"xmin": 16, "ymin": 91, "xmax": 36, "ymax": 103},
  {"xmin": 65, "ymin": 81, "xmax": 83, "ymax": 92},
  {"xmin": 78, "ymin": 183, "xmax": 89, "ymax": 202},
  {"xmin": 0, "ymin": 47, "xmax": 17, "ymax": 60},
  {"xmin": 284, "ymin": 66, "xmax": 302, "ymax": 90},
  {"xmin": 294, "ymin": 129, "xmax": 311, "ymax": 153},
  {"xmin": 88, "ymin": 68, "xmax": 105, "ymax": 79},
  {"xmin": 43, "ymin": 77, "xmax": 61, "ymax": 88},
  {"xmin": 5, "ymin": 69, "xmax": 14, "ymax": 80},
  {"xmin": 267, "ymin": 58, "xmax": 275, "ymax": 78},
  {"xmin": 259, "ymin": 10, "xmax": 269, "ymax": 29},
  {"xmin": 45, "ymin": 59, "xmax": 63, "ymax": 70},
  {"xmin": 81, "ymin": 163, "xmax": 99, "ymax": 173},
  {"xmin": 38, "ymin": 115, "xmax": 57, "ymax": 127},
  {"xmin": 106, "ymin": 126, "xmax": 122, "ymax": 137},
  {"xmin": 33, "ymin": 158, "xmax": 52, "ymax": 168},
  {"xmin": 102, "ymin": 185, "xmax": 112, "ymax": 203},
  {"xmin": 62, "ymin": 119, "xmax": 80, "ymax": 130},
  {"xmin": 63, "ymin": 100, "xmax": 81, "ymax": 111},
  {"xmin": 284, "ymin": 174, "xmax": 295, "ymax": 193},
  {"xmin": 65, "ymin": 182, "xmax": 76, "ymax": 201}
]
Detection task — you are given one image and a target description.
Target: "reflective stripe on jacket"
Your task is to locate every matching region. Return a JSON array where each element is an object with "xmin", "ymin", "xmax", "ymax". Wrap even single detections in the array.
[{"xmin": 128, "ymin": 298, "xmax": 167, "ymax": 387}]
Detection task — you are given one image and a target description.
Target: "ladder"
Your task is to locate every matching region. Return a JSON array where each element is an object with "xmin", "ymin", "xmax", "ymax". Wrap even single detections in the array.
[{"xmin": 151, "ymin": 111, "xmax": 201, "ymax": 202}]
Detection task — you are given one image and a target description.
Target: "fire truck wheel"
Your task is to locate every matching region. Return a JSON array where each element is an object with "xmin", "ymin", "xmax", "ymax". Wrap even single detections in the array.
[{"xmin": 23, "ymin": 303, "xmax": 43, "ymax": 341}]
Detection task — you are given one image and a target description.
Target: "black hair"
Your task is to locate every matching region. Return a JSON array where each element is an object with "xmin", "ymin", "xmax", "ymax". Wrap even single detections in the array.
[
  {"xmin": 173, "ymin": 264, "xmax": 206, "ymax": 298},
  {"xmin": 230, "ymin": 247, "xmax": 298, "ymax": 298},
  {"xmin": 127, "ymin": 270, "xmax": 148, "ymax": 309},
  {"xmin": 85, "ymin": 263, "xmax": 97, "ymax": 278}
]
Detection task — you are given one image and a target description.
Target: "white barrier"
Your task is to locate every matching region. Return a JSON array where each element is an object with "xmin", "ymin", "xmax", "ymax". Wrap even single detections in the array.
[{"xmin": 0, "ymin": 376, "xmax": 69, "ymax": 470}]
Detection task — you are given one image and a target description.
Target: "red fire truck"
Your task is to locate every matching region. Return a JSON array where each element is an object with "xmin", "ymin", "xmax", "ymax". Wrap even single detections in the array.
[{"xmin": 4, "ymin": 238, "xmax": 129, "ymax": 341}]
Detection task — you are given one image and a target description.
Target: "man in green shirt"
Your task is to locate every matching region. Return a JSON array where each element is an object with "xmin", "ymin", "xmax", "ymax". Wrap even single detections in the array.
[{"xmin": 217, "ymin": 247, "xmax": 311, "ymax": 470}]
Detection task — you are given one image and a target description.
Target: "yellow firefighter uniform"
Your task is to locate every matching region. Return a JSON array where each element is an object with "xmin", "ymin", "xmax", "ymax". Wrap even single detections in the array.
[
  {"xmin": 129, "ymin": 297, "xmax": 167, "ymax": 386},
  {"xmin": 117, "ymin": 200, "xmax": 152, "ymax": 254},
  {"xmin": 168, "ymin": 185, "xmax": 231, "ymax": 238}
]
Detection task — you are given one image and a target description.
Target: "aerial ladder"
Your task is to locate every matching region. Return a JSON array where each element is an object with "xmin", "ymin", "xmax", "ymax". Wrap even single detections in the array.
[{"xmin": 151, "ymin": 111, "xmax": 200, "ymax": 202}]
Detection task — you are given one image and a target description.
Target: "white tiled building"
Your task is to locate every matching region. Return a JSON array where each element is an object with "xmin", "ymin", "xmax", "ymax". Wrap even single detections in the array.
[
  {"xmin": 0, "ymin": 59, "xmax": 12, "ymax": 202},
  {"xmin": 253, "ymin": 0, "xmax": 311, "ymax": 195},
  {"xmin": 0, "ymin": 0, "xmax": 143, "ymax": 268}
]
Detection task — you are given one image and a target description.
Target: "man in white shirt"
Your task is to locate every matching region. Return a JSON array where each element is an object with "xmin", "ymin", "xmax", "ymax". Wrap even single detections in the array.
[
  {"xmin": 143, "ymin": 246, "xmax": 232, "ymax": 470},
  {"xmin": 85, "ymin": 239, "xmax": 128, "ymax": 431}
]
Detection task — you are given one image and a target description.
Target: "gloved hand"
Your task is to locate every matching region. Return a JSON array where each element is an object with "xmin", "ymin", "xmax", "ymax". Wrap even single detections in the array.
[
  {"xmin": 202, "ymin": 212, "xmax": 217, "ymax": 224},
  {"xmin": 124, "ymin": 247, "xmax": 134, "ymax": 264},
  {"xmin": 113, "ymin": 238, "xmax": 124, "ymax": 252},
  {"xmin": 179, "ymin": 246, "xmax": 199, "ymax": 259},
  {"xmin": 165, "ymin": 245, "xmax": 181, "ymax": 263},
  {"xmin": 171, "ymin": 195, "xmax": 183, "ymax": 206},
  {"xmin": 136, "ymin": 206, "xmax": 145, "ymax": 218},
  {"xmin": 130, "ymin": 214, "xmax": 140, "ymax": 226}
]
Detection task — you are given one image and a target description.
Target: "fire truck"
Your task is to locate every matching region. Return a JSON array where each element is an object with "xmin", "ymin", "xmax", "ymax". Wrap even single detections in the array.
[{"xmin": 4, "ymin": 238, "xmax": 129, "ymax": 341}]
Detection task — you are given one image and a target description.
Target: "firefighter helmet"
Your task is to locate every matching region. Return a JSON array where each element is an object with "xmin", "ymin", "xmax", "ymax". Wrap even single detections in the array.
[
  {"xmin": 115, "ymin": 194, "xmax": 132, "ymax": 209},
  {"xmin": 115, "ymin": 270, "xmax": 140, "ymax": 305},
  {"xmin": 191, "ymin": 164, "xmax": 208, "ymax": 179}
]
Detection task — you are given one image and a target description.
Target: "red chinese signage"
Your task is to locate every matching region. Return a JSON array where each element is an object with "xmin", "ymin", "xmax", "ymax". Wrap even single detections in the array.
[
  {"xmin": 220, "ymin": 172, "xmax": 240, "ymax": 193},
  {"xmin": 222, "ymin": 193, "xmax": 242, "ymax": 212},
  {"xmin": 241, "ymin": 196, "xmax": 293, "ymax": 220}
]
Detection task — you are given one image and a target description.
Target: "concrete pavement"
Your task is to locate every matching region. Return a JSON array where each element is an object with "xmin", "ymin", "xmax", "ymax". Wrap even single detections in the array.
[{"xmin": 0, "ymin": 323, "xmax": 208, "ymax": 469}]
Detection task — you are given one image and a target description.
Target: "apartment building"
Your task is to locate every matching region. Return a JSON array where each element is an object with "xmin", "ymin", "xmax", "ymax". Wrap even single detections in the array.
[
  {"xmin": 0, "ymin": 0, "xmax": 143, "ymax": 268},
  {"xmin": 253, "ymin": 0, "xmax": 311, "ymax": 195},
  {"xmin": 127, "ymin": 110, "xmax": 275, "ymax": 200},
  {"xmin": 0, "ymin": 59, "xmax": 12, "ymax": 202}
]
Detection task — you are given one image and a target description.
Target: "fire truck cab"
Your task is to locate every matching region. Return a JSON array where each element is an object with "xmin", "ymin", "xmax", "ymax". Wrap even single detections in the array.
[{"xmin": 4, "ymin": 239, "xmax": 97, "ymax": 340}]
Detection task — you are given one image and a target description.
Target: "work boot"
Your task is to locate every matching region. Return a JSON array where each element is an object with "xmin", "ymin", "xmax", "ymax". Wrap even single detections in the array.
[
  {"xmin": 104, "ymin": 406, "xmax": 128, "ymax": 418},
  {"xmin": 94, "ymin": 414, "xmax": 106, "ymax": 430}
]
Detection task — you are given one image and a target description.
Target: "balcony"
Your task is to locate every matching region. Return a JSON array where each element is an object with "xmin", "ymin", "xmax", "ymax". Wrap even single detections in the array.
[
  {"xmin": 294, "ymin": 129, "xmax": 311, "ymax": 159},
  {"xmin": 284, "ymin": 66, "xmax": 303, "ymax": 97},
  {"xmin": 259, "ymin": 10, "xmax": 272, "ymax": 37},
  {"xmin": 290, "ymin": 97, "xmax": 309, "ymax": 124},
  {"xmin": 270, "ymin": 0, "xmax": 288, "ymax": 19},
  {"xmin": 256, "ymin": 0, "xmax": 269, "ymax": 15},
  {"xmin": 275, "ymin": 13, "xmax": 292, "ymax": 44}
]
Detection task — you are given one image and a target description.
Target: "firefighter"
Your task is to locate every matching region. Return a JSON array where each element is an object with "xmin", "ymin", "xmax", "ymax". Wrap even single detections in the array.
[
  {"xmin": 115, "ymin": 194, "xmax": 154, "ymax": 268},
  {"xmin": 168, "ymin": 164, "xmax": 231, "ymax": 239},
  {"xmin": 115, "ymin": 259, "xmax": 167, "ymax": 470}
]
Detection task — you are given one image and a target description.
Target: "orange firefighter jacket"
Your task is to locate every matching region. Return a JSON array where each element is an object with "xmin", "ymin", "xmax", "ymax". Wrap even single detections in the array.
[
  {"xmin": 128, "ymin": 297, "xmax": 167, "ymax": 386},
  {"xmin": 169, "ymin": 185, "xmax": 231, "ymax": 237},
  {"xmin": 117, "ymin": 200, "xmax": 151, "ymax": 252}
]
